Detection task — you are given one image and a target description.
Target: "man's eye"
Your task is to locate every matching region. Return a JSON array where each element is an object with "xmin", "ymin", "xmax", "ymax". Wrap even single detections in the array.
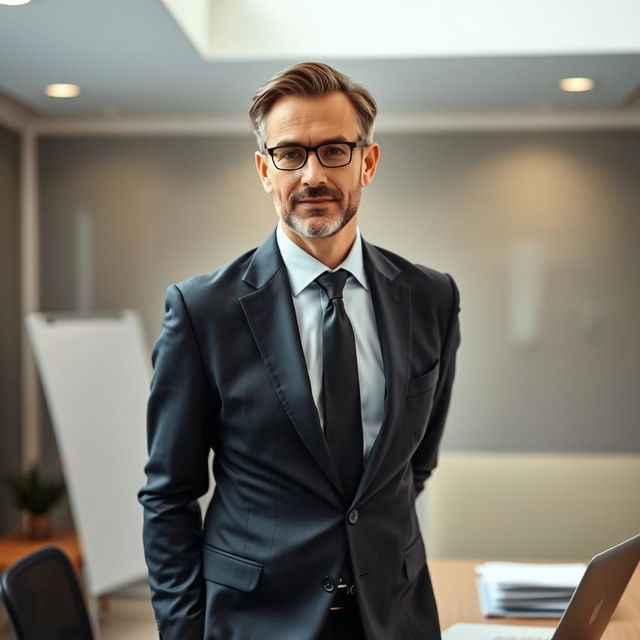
[
  {"xmin": 277, "ymin": 148, "xmax": 303, "ymax": 160},
  {"xmin": 325, "ymin": 146, "xmax": 346, "ymax": 155}
]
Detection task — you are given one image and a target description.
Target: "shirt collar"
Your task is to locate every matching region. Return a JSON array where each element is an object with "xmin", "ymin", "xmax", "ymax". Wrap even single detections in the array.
[{"xmin": 276, "ymin": 220, "xmax": 369, "ymax": 296}]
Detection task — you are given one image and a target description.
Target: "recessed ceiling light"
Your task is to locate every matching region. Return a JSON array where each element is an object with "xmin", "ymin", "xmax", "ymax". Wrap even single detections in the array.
[
  {"xmin": 0, "ymin": 0, "xmax": 32, "ymax": 5},
  {"xmin": 559, "ymin": 77, "xmax": 595, "ymax": 92},
  {"xmin": 45, "ymin": 84, "xmax": 81, "ymax": 98}
]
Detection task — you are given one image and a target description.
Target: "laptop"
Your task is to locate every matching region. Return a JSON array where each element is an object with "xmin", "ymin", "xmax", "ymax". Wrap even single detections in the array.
[{"xmin": 442, "ymin": 533, "xmax": 640, "ymax": 640}]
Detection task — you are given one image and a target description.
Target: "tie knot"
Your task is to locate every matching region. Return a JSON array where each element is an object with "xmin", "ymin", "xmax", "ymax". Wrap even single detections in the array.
[{"xmin": 315, "ymin": 269, "xmax": 349, "ymax": 301}]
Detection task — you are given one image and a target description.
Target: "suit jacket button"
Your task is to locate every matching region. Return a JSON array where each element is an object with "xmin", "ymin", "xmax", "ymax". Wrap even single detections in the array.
[
  {"xmin": 322, "ymin": 576, "xmax": 336, "ymax": 592},
  {"xmin": 348, "ymin": 509, "xmax": 359, "ymax": 525}
]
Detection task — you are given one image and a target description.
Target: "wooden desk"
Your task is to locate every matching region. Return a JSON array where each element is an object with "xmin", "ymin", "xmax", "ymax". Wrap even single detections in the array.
[
  {"xmin": 429, "ymin": 558, "xmax": 640, "ymax": 640},
  {"xmin": 0, "ymin": 529, "xmax": 82, "ymax": 575}
]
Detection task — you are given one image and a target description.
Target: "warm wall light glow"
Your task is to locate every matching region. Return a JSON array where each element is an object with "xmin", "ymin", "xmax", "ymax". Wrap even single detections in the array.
[
  {"xmin": 0, "ymin": 0, "xmax": 32, "ymax": 5},
  {"xmin": 559, "ymin": 77, "xmax": 595, "ymax": 92},
  {"xmin": 45, "ymin": 83, "xmax": 81, "ymax": 98}
]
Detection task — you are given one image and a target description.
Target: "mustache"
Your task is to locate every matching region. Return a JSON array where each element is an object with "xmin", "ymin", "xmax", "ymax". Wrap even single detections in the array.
[{"xmin": 290, "ymin": 186, "xmax": 342, "ymax": 205}]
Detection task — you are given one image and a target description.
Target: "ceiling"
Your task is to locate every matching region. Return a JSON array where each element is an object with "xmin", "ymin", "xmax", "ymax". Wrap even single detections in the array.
[{"xmin": 0, "ymin": 0, "xmax": 639, "ymax": 125}]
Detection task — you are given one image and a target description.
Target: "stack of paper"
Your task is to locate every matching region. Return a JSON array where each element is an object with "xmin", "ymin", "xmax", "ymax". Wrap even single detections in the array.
[{"xmin": 475, "ymin": 561, "xmax": 587, "ymax": 618}]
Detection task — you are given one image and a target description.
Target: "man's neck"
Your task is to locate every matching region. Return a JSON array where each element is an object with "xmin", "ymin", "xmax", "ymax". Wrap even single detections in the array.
[{"xmin": 280, "ymin": 218, "xmax": 358, "ymax": 270}]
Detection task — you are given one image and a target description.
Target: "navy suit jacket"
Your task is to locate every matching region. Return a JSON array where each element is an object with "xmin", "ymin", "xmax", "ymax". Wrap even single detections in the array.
[{"xmin": 138, "ymin": 227, "xmax": 461, "ymax": 640}]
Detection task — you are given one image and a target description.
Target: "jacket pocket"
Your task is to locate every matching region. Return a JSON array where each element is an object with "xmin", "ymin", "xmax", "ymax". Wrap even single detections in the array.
[
  {"xmin": 202, "ymin": 545, "xmax": 263, "ymax": 592},
  {"xmin": 406, "ymin": 360, "xmax": 440, "ymax": 398},
  {"xmin": 403, "ymin": 536, "xmax": 426, "ymax": 581}
]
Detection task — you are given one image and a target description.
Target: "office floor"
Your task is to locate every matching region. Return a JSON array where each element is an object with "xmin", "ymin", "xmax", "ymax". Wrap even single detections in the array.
[
  {"xmin": 0, "ymin": 583, "xmax": 159, "ymax": 640},
  {"xmin": 96, "ymin": 596, "xmax": 159, "ymax": 640}
]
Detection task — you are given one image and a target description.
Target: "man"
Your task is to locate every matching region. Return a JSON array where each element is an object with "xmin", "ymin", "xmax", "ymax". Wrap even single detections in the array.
[{"xmin": 138, "ymin": 62, "xmax": 461, "ymax": 640}]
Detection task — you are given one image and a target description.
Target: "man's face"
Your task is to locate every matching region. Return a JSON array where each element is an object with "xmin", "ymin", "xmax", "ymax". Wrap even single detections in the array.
[{"xmin": 255, "ymin": 91, "xmax": 379, "ymax": 239}]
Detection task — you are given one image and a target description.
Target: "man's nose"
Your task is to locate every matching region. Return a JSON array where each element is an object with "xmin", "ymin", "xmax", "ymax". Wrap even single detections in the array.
[{"xmin": 300, "ymin": 150, "xmax": 328, "ymax": 186}]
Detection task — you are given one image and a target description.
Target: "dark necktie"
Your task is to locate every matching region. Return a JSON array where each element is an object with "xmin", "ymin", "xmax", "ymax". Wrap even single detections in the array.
[{"xmin": 315, "ymin": 269, "xmax": 363, "ymax": 501}]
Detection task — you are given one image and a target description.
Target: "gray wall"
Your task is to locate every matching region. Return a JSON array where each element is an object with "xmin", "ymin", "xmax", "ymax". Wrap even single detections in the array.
[
  {"xmin": 0, "ymin": 124, "xmax": 22, "ymax": 534},
  {"xmin": 37, "ymin": 131, "xmax": 640, "ymax": 463}
]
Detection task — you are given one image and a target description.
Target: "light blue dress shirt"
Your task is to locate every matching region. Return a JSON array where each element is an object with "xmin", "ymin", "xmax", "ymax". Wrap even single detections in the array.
[{"xmin": 275, "ymin": 221, "xmax": 385, "ymax": 460}]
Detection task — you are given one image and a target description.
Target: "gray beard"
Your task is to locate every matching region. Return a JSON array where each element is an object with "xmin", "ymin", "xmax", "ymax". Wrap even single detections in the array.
[{"xmin": 282, "ymin": 195, "xmax": 359, "ymax": 239}]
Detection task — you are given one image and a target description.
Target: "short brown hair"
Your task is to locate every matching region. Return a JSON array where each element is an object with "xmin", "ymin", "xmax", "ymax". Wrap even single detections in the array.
[{"xmin": 249, "ymin": 62, "xmax": 377, "ymax": 149}]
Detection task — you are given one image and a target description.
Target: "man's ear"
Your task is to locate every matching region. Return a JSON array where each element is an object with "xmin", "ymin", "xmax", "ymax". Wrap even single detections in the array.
[
  {"xmin": 360, "ymin": 143, "xmax": 380, "ymax": 187},
  {"xmin": 255, "ymin": 151, "xmax": 273, "ymax": 194}
]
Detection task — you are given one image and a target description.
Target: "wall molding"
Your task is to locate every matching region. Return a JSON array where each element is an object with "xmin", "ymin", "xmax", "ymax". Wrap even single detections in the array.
[
  {"xmin": 376, "ymin": 109, "xmax": 640, "ymax": 132},
  {"xmin": 20, "ymin": 128, "xmax": 40, "ymax": 470},
  {"xmin": 0, "ymin": 94, "xmax": 36, "ymax": 133},
  {"xmin": 27, "ymin": 108, "xmax": 640, "ymax": 137}
]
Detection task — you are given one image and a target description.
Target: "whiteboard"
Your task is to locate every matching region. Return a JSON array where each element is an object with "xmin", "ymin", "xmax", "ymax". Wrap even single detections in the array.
[{"xmin": 26, "ymin": 310, "xmax": 150, "ymax": 595}]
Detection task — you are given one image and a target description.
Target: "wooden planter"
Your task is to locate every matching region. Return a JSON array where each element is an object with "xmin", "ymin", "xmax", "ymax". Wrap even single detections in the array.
[{"xmin": 21, "ymin": 512, "xmax": 52, "ymax": 540}]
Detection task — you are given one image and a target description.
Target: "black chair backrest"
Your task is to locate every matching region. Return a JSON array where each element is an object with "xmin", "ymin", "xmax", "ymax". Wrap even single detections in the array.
[{"xmin": 0, "ymin": 545, "xmax": 94, "ymax": 640}]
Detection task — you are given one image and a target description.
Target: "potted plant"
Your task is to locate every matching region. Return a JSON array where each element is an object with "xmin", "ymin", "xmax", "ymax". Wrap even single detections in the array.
[{"xmin": 4, "ymin": 464, "xmax": 66, "ymax": 539}]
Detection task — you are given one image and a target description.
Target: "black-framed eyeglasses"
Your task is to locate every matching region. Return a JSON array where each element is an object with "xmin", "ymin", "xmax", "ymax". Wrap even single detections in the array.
[{"xmin": 265, "ymin": 140, "xmax": 367, "ymax": 171}]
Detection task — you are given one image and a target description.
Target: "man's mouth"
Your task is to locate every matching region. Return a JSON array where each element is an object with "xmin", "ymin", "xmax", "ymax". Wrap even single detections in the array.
[{"xmin": 297, "ymin": 198, "xmax": 335, "ymax": 204}]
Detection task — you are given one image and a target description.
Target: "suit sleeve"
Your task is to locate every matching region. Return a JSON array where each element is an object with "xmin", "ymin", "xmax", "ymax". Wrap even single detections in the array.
[
  {"xmin": 411, "ymin": 273, "xmax": 461, "ymax": 496},
  {"xmin": 137, "ymin": 284, "xmax": 215, "ymax": 640}
]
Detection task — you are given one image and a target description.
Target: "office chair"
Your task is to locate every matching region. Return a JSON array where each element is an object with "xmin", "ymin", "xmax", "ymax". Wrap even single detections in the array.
[{"xmin": 0, "ymin": 545, "xmax": 94, "ymax": 640}]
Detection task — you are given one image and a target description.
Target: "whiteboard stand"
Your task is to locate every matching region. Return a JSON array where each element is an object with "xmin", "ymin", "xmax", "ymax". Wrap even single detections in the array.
[
  {"xmin": 83, "ymin": 564, "xmax": 102, "ymax": 640},
  {"xmin": 25, "ymin": 310, "xmax": 151, "ymax": 607}
]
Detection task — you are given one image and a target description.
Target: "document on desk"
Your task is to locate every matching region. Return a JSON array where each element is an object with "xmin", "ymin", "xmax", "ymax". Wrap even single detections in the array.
[{"xmin": 475, "ymin": 562, "xmax": 586, "ymax": 618}]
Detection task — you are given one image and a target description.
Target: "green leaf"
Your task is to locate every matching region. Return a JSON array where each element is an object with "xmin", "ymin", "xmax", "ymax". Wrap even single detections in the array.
[{"xmin": 3, "ymin": 463, "xmax": 66, "ymax": 515}]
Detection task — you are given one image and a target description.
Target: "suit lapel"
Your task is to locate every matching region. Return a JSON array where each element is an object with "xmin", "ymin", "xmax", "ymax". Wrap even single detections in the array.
[
  {"xmin": 239, "ymin": 229, "xmax": 346, "ymax": 499},
  {"xmin": 353, "ymin": 239, "xmax": 412, "ymax": 504}
]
